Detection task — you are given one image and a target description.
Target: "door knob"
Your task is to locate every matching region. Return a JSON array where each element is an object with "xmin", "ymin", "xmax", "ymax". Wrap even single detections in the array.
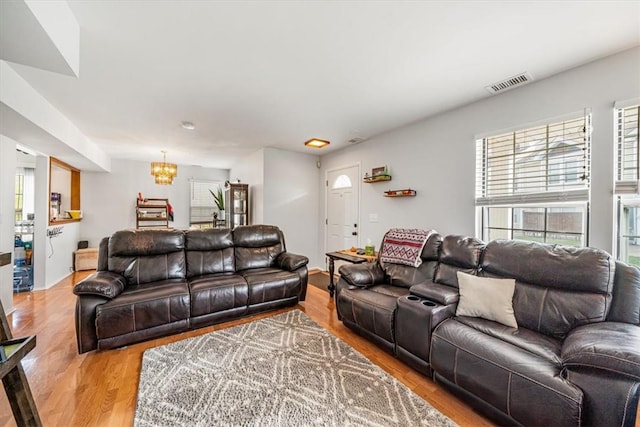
[{"xmin": 352, "ymin": 231, "xmax": 358, "ymax": 236}]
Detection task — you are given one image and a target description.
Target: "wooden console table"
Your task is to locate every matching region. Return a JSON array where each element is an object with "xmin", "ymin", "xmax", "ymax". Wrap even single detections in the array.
[
  {"xmin": 325, "ymin": 250, "xmax": 377, "ymax": 298},
  {"xmin": 0, "ymin": 298, "xmax": 41, "ymax": 426}
]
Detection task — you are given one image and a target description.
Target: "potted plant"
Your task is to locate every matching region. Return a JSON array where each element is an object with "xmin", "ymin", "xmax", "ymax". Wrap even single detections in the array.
[{"xmin": 210, "ymin": 186, "xmax": 225, "ymax": 220}]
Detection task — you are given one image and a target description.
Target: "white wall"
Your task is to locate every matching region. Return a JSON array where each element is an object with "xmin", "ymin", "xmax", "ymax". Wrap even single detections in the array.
[
  {"xmin": 231, "ymin": 148, "xmax": 322, "ymax": 268},
  {"xmin": 230, "ymin": 149, "xmax": 265, "ymax": 224},
  {"xmin": 318, "ymin": 47, "xmax": 640, "ymax": 263},
  {"xmin": 0, "ymin": 136, "xmax": 17, "ymax": 314},
  {"xmin": 32, "ymin": 155, "xmax": 48, "ymax": 289},
  {"xmin": 43, "ymin": 221, "xmax": 80, "ymax": 288},
  {"xmin": 81, "ymin": 159, "xmax": 228, "ymax": 246},
  {"xmin": 263, "ymin": 148, "xmax": 321, "ymax": 267}
]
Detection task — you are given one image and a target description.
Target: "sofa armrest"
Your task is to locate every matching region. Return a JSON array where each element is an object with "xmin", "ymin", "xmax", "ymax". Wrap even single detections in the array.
[
  {"xmin": 338, "ymin": 262, "xmax": 386, "ymax": 288},
  {"xmin": 73, "ymin": 271, "xmax": 127, "ymax": 299},
  {"xmin": 275, "ymin": 252, "xmax": 309, "ymax": 271},
  {"xmin": 410, "ymin": 282, "xmax": 459, "ymax": 305},
  {"xmin": 562, "ymin": 322, "xmax": 640, "ymax": 380}
]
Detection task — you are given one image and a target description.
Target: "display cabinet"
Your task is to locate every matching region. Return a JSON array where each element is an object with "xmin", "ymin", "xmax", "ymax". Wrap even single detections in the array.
[
  {"xmin": 136, "ymin": 198, "xmax": 169, "ymax": 228},
  {"xmin": 224, "ymin": 183, "xmax": 249, "ymax": 229}
]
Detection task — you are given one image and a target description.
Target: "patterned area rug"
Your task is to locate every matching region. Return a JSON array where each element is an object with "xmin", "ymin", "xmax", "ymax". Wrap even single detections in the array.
[{"xmin": 135, "ymin": 310, "xmax": 457, "ymax": 427}]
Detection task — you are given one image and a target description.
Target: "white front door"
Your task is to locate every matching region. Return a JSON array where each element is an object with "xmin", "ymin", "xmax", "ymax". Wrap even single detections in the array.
[{"xmin": 326, "ymin": 165, "xmax": 360, "ymax": 255}]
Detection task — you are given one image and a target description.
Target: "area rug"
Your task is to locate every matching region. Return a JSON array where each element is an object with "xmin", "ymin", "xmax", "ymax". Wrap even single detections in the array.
[{"xmin": 134, "ymin": 310, "xmax": 456, "ymax": 427}]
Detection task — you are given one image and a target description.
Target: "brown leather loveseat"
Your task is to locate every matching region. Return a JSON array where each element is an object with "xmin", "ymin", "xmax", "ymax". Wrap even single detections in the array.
[
  {"xmin": 337, "ymin": 232, "xmax": 640, "ymax": 427},
  {"xmin": 73, "ymin": 224, "xmax": 308, "ymax": 353}
]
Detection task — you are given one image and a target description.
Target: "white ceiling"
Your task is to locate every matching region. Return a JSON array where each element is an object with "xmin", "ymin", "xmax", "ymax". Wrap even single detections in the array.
[{"xmin": 3, "ymin": 1, "xmax": 640, "ymax": 169}]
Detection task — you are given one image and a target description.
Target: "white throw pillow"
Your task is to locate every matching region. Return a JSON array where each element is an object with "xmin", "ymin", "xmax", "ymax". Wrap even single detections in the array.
[{"xmin": 456, "ymin": 272, "xmax": 518, "ymax": 329}]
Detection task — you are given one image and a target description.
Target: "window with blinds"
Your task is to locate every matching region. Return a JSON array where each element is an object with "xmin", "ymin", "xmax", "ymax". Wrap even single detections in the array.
[
  {"xmin": 476, "ymin": 114, "xmax": 590, "ymax": 205},
  {"xmin": 476, "ymin": 113, "xmax": 591, "ymax": 246},
  {"xmin": 615, "ymin": 104, "xmax": 640, "ymax": 193},
  {"xmin": 615, "ymin": 103, "xmax": 640, "ymax": 267},
  {"xmin": 189, "ymin": 180, "xmax": 221, "ymax": 227}
]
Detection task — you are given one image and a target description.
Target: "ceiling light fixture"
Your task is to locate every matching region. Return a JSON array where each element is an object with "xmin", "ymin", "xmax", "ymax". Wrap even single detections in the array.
[
  {"xmin": 304, "ymin": 138, "xmax": 330, "ymax": 148},
  {"xmin": 150, "ymin": 150, "xmax": 178, "ymax": 185},
  {"xmin": 181, "ymin": 121, "xmax": 196, "ymax": 130}
]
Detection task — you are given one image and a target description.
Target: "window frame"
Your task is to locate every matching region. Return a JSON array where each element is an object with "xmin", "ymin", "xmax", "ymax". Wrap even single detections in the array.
[
  {"xmin": 614, "ymin": 101, "xmax": 640, "ymax": 265},
  {"xmin": 475, "ymin": 112, "xmax": 591, "ymax": 246}
]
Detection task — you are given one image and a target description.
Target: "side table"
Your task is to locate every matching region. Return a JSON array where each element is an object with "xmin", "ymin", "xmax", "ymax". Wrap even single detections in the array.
[{"xmin": 325, "ymin": 251, "xmax": 375, "ymax": 297}]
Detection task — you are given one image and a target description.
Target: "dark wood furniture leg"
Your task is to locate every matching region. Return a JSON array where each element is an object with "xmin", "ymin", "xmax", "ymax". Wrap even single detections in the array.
[
  {"xmin": 325, "ymin": 252, "xmax": 367, "ymax": 300},
  {"xmin": 0, "ymin": 298, "xmax": 42, "ymax": 427},
  {"xmin": 327, "ymin": 256, "xmax": 336, "ymax": 297}
]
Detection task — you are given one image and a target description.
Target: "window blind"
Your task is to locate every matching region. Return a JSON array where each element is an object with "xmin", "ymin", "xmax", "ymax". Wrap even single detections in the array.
[
  {"xmin": 476, "ymin": 115, "xmax": 590, "ymax": 206},
  {"xmin": 615, "ymin": 104, "xmax": 640, "ymax": 194},
  {"xmin": 189, "ymin": 180, "xmax": 221, "ymax": 225}
]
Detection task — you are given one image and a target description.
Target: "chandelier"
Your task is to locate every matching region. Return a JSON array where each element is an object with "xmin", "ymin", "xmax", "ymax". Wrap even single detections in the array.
[{"xmin": 150, "ymin": 150, "xmax": 178, "ymax": 185}]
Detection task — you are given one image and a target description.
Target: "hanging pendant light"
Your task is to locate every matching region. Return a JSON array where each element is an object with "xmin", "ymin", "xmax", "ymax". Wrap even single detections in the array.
[{"xmin": 150, "ymin": 150, "xmax": 178, "ymax": 185}]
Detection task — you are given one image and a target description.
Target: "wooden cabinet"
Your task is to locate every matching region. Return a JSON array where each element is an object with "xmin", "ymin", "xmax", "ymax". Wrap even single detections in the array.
[
  {"xmin": 224, "ymin": 183, "xmax": 249, "ymax": 229},
  {"xmin": 136, "ymin": 198, "xmax": 169, "ymax": 229}
]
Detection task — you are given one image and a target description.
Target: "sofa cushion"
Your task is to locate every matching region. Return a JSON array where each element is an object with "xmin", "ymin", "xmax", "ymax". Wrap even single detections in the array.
[
  {"xmin": 185, "ymin": 229, "xmax": 235, "ymax": 278},
  {"xmin": 275, "ymin": 252, "xmax": 309, "ymax": 271},
  {"xmin": 482, "ymin": 240, "xmax": 614, "ymax": 339},
  {"xmin": 608, "ymin": 261, "xmax": 640, "ymax": 325},
  {"xmin": 410, "ymin": 282, "xmax": 459, "ymax": 305},
  {"xmin": 339, "ymin": 262, "xmax": 387, "ymax": 287},
  {"xmin": 562, "ymin": 322, "xmax": 640, "ymax": 380},
  {"xmin": 233, "ymin": 225, "xmax": 284, "ymax": 271},
  {"xmin": 73, "ymin": 271, "xmax": 126, "ymax": 299},
  {"xmin": 108, "ymin": 230, "xmax": 186, "ymax": 285},
  {"xmin": 431, "ymin": 318, "xmax": 583, "ymax": 427},
  {"xmin": 240, "ymin": 268, "xmax": 301, "ymax": 305},
  {"xmin": 95, "ymin": 279, "xmax": 190, "ymax": 339},
  {"xmin": 189, "ymin": 273, "xmax": 248, "ymax": 317},
  {"xmin": 337, "ymin": 287, "xmax": 408, "ymax": 344},
  {"xmin": 455, "ymin": 316, "xmax": 562, "ymax": 366},
  {"xmin": 434, "ymin": 235, "xmax": 485, "ymax": 288},
  {"xmin": 482, "ymin": 239, "xmax": 614, "ymax": 294},
  {"xmin": 456, "ymin": 272, "xmax": 517, "ymax": 329},
  {"xmin": 109, "ymin": 229, "xmax": 185, "ymax": 256}
]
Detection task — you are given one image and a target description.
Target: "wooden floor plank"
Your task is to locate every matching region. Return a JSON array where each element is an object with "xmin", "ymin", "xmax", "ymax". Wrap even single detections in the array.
[{"xmin": 0, "ymin": 271, "xmax": 634, "ymax": 426}]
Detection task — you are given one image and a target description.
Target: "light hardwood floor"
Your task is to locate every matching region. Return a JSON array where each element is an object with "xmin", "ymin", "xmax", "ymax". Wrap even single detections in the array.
[{"xmin": 1, "ymin": 271, "xmax": 633, "ymax": 426}]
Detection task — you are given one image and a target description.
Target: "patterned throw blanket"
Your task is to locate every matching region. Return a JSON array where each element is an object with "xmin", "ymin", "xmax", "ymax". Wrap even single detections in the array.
[{"xmin": 380, "ymin": 228, "xmax": 437, "ymax": 267}]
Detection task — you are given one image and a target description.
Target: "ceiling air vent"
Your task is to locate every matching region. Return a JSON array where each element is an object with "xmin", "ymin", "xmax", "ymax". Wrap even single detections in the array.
[
  {"xmin": 346, "ymin": 136, "xmax": 366, "ymax": 144},
  {"xmin": 485, "ymin": 72, "xmax": 533, "ymax": 94}
]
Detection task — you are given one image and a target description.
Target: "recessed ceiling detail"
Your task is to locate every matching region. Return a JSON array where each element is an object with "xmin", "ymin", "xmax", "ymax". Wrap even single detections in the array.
[
  {"xmin": 346, "ymin": 137, "xmax": 366, "ymax": 144},
  {"xmin": 485, "ymin": 72, "xmax": 533, "ymax": 94},
  {"xmin": 181, "ymin": 121, "xmax": 195, "ymax": 130}
]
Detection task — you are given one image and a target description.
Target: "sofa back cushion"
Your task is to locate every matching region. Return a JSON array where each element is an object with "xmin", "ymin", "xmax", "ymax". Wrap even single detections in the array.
[
  {"xmin": 608, "ymin": 261, "xmax": 640, "ymax": 325},
  {"xmin": 481, "ymin": 239, "xmax": 615, "ymax": 339},
  {"xmin": 233, "ymin": 225, "xmax": 284, "ymax": 271},
  {"xmin": 97, "ymin": 237, "xmax": 109, "ymax": 271},
  {"xmin": 185, "ymin": 229, "xmax": 235, "ymax": 278},
  {"xmin": 382, "ymin": 232, "xmax": 442, "ymax": 288},
  {"xmin": 108, "ymin": 229, "xmax": 186, "ymax": 286},
  {"xmin": 434, "ymin": 235, "xmax": 485, "ymax": 288}
]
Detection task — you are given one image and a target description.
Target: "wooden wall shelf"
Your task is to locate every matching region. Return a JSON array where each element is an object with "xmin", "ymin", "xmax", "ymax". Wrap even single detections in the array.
[
  {"xmin": 136, "ymin": 198, "xmax": 169, "ymax": 229},
  {"xmin": 364, "ymin": 175, "xmax": 392, "ymax": 183},
  {"xmin": 384, "ymin": 189, "xmax": 416, "ymax": 197}
]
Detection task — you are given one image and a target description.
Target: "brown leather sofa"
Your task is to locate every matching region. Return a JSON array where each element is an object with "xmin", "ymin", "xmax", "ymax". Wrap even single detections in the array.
[
  {"xmin": 337, "ymin": 233, "xmax": 640, "ymax": 427},
  {"xmin": 73, "ymin": 225, "xmax": 308, "ymax": 353}
]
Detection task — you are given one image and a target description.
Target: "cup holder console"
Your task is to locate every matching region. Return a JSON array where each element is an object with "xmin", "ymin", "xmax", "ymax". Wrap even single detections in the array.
[{"xmin": 405, "ymin": 295, "xmax": 437, "ymax": 306}]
